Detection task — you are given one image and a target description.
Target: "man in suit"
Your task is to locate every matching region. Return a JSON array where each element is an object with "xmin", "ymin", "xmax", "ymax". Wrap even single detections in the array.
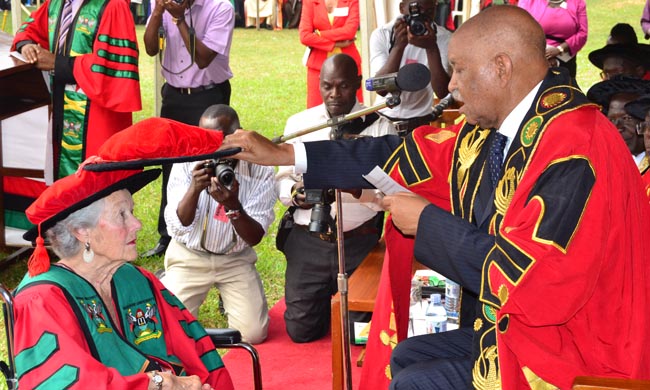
[{"xmin": 223, "ymin": 5, "xmax": 650, "ymax": 389}]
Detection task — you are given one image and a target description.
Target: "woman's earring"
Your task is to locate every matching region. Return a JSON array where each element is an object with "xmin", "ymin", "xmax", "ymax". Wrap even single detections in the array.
[{"xmin": 83, "ymin": 241, "xmax": 94, "ymax": 263}]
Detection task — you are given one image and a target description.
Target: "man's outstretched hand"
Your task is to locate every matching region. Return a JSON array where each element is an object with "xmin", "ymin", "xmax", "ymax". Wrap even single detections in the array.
[
  {"xmin": 222, "ymin": 130, "xmax": 296, "ymax": 166},
  {"xmin": 381, "ymin": 192, "xmax": 430, "ymax": 236}
]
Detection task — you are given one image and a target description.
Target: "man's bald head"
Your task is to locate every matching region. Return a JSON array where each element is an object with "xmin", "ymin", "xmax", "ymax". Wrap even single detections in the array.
[
  {"xmin": 321, "ymin": 54, "xmax": 360, "ymax": 81},
  {"xmin": 319, "ymin": 54, "xmax": 362, "ymax": 117},
  {"xmin": 447, "ymin": 5, "xmax": 548, "ymax": 129}
]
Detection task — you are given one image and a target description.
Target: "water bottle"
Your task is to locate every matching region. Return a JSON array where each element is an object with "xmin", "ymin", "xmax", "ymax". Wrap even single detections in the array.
[
  {"xmin": 425, "ymin": 294, "xmax": 447, "ymax": 334},
  {"xmin": 445, "ymin": 279, "xmax": 461, "ymax": 329}
]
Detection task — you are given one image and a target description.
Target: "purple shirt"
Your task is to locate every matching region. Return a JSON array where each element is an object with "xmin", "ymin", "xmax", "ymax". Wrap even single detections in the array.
[
  {"xmin": 518, "ymin": 0, "xmax": 588, "ymax": 56},
  {"xmin": 155, "ymin": 0, "xmax": 235, "ymax": 88},
  {"xmin": 642, "ymin": 0, "xmax": 650, "ymax": 37}
]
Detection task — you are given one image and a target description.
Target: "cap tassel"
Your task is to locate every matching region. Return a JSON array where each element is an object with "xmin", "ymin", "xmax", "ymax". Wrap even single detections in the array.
[{"xmin": 27, "ymin": 226, "xmax": 51, "ymax": 276}]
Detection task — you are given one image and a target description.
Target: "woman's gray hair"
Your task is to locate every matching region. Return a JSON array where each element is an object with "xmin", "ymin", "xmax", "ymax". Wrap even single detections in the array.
[{"xmin": 46, "ymin": 197, "xmax": 105, "ymax": 259}]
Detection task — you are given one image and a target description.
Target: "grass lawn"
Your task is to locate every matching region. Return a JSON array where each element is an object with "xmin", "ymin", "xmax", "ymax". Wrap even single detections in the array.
[{"xmin": 0, "ymin": 0, "xmax": 647, "ymax": 387}]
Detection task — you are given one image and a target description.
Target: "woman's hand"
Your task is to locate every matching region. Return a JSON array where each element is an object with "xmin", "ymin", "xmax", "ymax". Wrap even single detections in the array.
[
  {"xmin": 334, "ymin": 38, "xmax": 355, "ymax": 48},
  {"xmin": 154, "ymin": 371, "xmax": 214, "ymax": 390}
]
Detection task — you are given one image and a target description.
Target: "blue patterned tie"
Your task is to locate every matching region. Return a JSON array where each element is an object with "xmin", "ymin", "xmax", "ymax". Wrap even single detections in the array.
[
  {"xmin": 487, "ymin": 132, "xmax": 508, "ymax": 191},
  {"xmin": 57, "ymin": 0, "xmax": 74, "ymax": 54}
]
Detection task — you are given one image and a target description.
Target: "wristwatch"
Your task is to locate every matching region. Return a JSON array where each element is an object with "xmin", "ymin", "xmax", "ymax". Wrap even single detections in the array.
[
  {"xmin": 171, "ymin": 15, "xmax": 184, "ymax": 25},
  {"xmin": 225, "ymin": 209, "xmax": 242, "ymax": 220},
  {"xmin": 557, "ymin": 45, "xmax": 565, "ymax": 54},
  {"xmin": 151, "ymin": 371, "xmax": 163, "ymax": 390}
]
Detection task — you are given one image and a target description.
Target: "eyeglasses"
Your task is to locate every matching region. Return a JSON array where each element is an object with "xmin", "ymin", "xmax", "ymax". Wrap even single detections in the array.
[
  {"xmin": 611, "ymin": 114, "xmax": 639, "ymax": 128},
  {"xmin": 599, "ymin": 70, "xmax": 622, "ymax": 80},
  {"xmin": 636, "ymin": 121, "xmax": 650, "ymax": 135}
]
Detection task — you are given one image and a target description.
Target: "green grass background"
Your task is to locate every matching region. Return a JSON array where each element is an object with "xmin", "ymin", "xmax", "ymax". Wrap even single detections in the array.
[{"xmin": 0, "ymin": 0, "xmax": 646, "ymax": 387}]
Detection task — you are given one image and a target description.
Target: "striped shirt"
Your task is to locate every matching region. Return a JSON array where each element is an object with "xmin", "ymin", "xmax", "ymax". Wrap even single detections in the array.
[{"xmin": 165, "ymin": 160, "xmax": 277, "ymax": 254}]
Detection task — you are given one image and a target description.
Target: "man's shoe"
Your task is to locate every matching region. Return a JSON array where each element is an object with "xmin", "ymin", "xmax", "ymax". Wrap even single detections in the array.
[{"xmin": 141, "ymin": 242, "xmax": 168, "ymax": 258}]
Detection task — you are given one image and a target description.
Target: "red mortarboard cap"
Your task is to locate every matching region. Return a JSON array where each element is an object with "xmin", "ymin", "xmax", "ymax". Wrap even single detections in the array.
[
  {"xmin": 83, "ymin": 117, "xmax": 241, "ymax": 172},
  {"xmin": 23, "ymin": 167, "xmax": 161, "ymax": 276}
]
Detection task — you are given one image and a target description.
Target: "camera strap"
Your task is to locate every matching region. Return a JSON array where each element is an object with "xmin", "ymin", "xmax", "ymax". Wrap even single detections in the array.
[{"xmin": 158, "ymin": 4, "xmax": 197, "ymax": 75}]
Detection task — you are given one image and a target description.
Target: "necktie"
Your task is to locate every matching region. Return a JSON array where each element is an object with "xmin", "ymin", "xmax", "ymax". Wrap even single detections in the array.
[
  {"xmin": 57, "ymin": 0, "xmax": 74, "ymax": 54},
  {"xmin": 487, "ymin": 132, "xmax": 508, "ymax": 191}
]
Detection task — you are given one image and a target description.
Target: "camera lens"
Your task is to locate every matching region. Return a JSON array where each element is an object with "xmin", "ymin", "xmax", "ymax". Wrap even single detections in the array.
[
  {"xmin": 215, "ymin": 164, "xmax": 235, "ymax": 190},
  {"xmin": 409, "ymin": 20, "xmax": 427, "ymax": 36}
]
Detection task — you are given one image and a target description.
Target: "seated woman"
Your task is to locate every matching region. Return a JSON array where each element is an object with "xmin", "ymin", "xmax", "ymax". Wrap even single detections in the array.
[{"xmin": 12, "ymin": 166, "xmax": 234, "ymax": 390}]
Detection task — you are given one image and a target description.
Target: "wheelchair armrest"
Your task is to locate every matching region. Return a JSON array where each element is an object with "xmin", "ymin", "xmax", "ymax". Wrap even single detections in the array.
[{"xmin": 205, "ymin": 328, "xmax": 242, "ymax": 345}]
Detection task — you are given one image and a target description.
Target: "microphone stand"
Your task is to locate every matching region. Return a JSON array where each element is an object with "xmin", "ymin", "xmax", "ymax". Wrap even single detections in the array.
[
  {"xmin": 273, "ymin": 93, "xmax": 401, "ymax": 390},
  {"xmin": 271, "ymin": 94, "xmax": 401, "ymax": 144}
]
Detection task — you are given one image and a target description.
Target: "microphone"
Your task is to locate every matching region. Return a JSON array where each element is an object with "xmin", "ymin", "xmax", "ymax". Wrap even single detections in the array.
[
  {"xmin": 431, "ymin": 93, "xmax": 454, "ymax": 120},
  {"xmin": 365, "ymin": 63, "xmax": 431, "ymax": 93}
]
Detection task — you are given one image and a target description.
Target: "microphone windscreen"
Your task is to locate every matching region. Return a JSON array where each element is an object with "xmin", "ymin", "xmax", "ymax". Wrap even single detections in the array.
[{"xmin": 395, "ymin": 63, "xmax": 431, "ymax": 92}]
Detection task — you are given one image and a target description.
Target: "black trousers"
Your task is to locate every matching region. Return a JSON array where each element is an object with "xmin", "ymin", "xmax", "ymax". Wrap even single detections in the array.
[
  {"xmin": 155, "ymin": 81, "xmax": 232, "ymax": 244},
  {"xmin": 390, "ymin": 327, "xmax": 474, "ymax": 390},
  {"xmin": 281, "ymin": 220, "xmax": 380, "ymax": 343}
]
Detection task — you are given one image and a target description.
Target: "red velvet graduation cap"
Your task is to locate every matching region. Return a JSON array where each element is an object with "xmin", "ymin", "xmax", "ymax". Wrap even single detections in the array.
[
  {"xmin": 83, "ymin": 117, "xmax": 241, "ymax": 172},
  {"xmin": 23, "ymin": 168, "xmax": 161, "ymax": 275},
  {"xmin": 24, "ymin": 117, "xmax": 240, "ymax": 276}
]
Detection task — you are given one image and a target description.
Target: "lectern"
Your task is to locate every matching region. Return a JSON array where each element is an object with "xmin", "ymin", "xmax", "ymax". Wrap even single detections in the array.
[{"xmin": 0, "ymin": 32, "xmax": 50, "ymax": 258}]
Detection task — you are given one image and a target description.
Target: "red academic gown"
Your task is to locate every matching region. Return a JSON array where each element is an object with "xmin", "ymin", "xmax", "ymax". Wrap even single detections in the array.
[
  {"xmin": 12, "ymin": 0, "xmax": 141, "ymax": 178},
  {"xmin": 12, "ymin": 266, "xmax": 233, "ymax": 389},
  {"xmin": 299, "ymin": 0, "xmax": 362, "ymax": 108},
  {"xmin": 310, "ymin": 69, "xmax": 650, "ymax": 389}
]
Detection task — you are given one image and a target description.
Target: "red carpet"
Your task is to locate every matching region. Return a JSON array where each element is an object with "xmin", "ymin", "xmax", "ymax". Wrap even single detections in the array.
[{"xmin": 222, "ymin": 299, "xmax": 365, "ymax": 389}]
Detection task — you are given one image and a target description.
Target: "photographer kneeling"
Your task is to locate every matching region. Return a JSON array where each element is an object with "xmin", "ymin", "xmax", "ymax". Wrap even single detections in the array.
[
  {"xmin": 276, "ymin": 54, "xmax": 397, "ymax": 343},
  {"xmin": 161, "ymin": 104, "xmax": 276, "ymax": 344}
]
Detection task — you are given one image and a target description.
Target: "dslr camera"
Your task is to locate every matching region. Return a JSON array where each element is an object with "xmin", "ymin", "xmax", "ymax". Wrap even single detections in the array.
[
  {"xmin": 203, "ymin": 159, "xmax": 236, "ymax": 190},
  {"xmin": 404, "ymin": 1, "xmax": 428, "ymax": 36},
  {"xmin": 304, "ymin": 189, "xmax": 335, "ymax": 234}
]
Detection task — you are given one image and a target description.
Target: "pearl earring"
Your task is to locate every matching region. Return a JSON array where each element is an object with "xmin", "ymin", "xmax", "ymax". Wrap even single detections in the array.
[{"xmin": 83, "ymin": 241, "xmax": 94, "ymax": 263}]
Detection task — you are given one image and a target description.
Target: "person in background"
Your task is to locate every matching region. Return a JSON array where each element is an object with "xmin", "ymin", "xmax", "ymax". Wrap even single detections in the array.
[
  {"xmin": 12, "ymin": 164, "xmax": 233, "ymax": 390},
  {"xmin": 161, "ymin": 104, "xmax": 275, "ymax": 344},
  {"xmin": 607, "ymin": 23, "xmax": 638, "ymax": 45},
  {"xmin": 625, "ymin": 94, "xmax": 650, "ymax": 200},
  {"xmin": 244, "ymin": 0, "xmax": 274, "ymax": 29},
  {"xmin": 642, "ymin": 0, "xmax": 650, "ymax": 40},
  {"xmin": 276, "ymin": 53, "xmax": 396, "ymax": 342},
  {"xmin": 368, "ymin": 0, "xmax": 452, "ymax": 135},
  {"xmin": 222, "ymin": 5, "xmax": 650, "ymax": 388},
  {"xmin": 142, "ymin": 0, "xmax": 235, "ymax": 258},
  {"xmin": 11, "ymin": 0, "xmax": 141, "ymax": 180},
  {"xmin": 625, "ymin": 94, "xmax": 650, "ymax": 175},
  {"xmin": 518, "ymin": 0, "xmax": 587, "ymax": 80},
  {"xmin": 299, "ymin": 0, "xmax": 362, "ymax": 108},
  {"xmin": 282, "ymin": 0, "xmax": 302, "ymax": 28},
  {"xmin": 587, "ymin": 76, "xmax": 650, "ymax": 172},
  {"xmin": 588, "ymin": 42, "xmax": 650, "ymax": 81}
]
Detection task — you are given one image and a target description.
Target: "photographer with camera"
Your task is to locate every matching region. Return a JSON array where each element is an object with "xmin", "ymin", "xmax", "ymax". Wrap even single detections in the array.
[
  {"xmin": 276, "ymin": 54, "xmax": 397, "ymax": 343},
  {"xmin": 369, "ymin": 0, "xmax": 452, "ymax": 134},
  {"xmin": 160, "ymin": 105, "xmax": 276, "ymax": 344},
  {"xmin": 142, "ymin": 0, "xmax": 235, "ymax": 258}
]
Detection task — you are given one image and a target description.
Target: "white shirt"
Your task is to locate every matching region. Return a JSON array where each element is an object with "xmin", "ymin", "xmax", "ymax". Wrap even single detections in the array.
[
  {"xmin": 165, "ymin": 160, "xmax": 277, "ymax": 254},
  {"xmin": 277, "ymin": 102, "xmax": 397, "ymax": 231},
  {"xmin": 497, "ymin": 81, "xmax": 543, "ymax": 158},
  {"xmin": 369, "ymin": 18, "xmax": 452, "ymax": 119}
]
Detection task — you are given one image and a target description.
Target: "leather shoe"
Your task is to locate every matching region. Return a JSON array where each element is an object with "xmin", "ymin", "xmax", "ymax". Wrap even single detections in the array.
[{"xmin": 141, "ymin": 242, "xmax": 168, "ymax": 258}]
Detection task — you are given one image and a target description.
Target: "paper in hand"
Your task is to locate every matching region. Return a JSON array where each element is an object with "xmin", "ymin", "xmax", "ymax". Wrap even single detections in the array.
[{"xmin": 362, "ymin": 166, "xmax": 411, "ymax": 195}]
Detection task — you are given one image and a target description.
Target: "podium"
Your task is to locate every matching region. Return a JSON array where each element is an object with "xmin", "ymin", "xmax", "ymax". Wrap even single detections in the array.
[{"xmin": 0, "ymin": 32, "xmax": 50, "ymax": 256}]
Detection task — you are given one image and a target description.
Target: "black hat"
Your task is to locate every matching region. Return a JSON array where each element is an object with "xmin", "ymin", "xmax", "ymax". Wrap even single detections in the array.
[
  {"xmin": 588, "ymin": 43, "xmax": 650, "ymax": 70},
  {"xmin": 624, "ymin": 94, "xmax": 650, "ymax": 120},
  {"xmin": 586, "ymin": 75, "xmax": 650, "ymax": 112}
]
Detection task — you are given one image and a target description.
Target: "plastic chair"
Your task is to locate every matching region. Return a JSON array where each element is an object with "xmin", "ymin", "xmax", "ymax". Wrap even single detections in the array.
[{"xmin": 0, "ymin": 284, "xmax": 262, "ymax": 390}]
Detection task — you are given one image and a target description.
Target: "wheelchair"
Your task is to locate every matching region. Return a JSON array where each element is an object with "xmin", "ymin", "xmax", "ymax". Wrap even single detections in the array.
[{"xmin": 0, "ymin": 283, "xmax": 262, "ymax": 390}]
